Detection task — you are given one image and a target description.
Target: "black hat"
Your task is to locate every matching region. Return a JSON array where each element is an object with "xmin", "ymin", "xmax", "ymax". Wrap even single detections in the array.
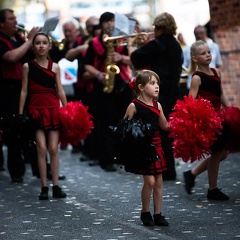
[{"xmin": 99, "ymin": 12, "xmax": 114, "ymax": 25}]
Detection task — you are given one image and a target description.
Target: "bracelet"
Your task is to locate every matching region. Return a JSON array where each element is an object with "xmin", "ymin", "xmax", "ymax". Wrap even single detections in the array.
[{"xmin": 96, "ymin": 71, "xmax": 100, "ymax": 79}]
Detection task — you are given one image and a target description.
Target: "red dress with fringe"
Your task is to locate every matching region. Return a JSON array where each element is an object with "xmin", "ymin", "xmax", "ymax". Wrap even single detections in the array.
[
  {"xmin": 129, "ymin": 99, "xmax": 167, "ymax": 175},
  {"xmin": 28, "ymin": 60, "xmax": 61, "ymax": 130},
  {"xmin": 193, "ymin": 69, "xmax": 240, "ymax": 153},
  {"xmin": 169, "ymin": 69, "xmax": 240, "ymax": 162}
]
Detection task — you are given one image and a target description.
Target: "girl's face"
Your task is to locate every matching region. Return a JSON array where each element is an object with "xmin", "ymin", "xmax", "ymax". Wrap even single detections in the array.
[
  {"xmin": 32, "ymin": 35, "xmax": 51, "ymax": 56},
  {"xmin": 193, "ymin": 44, "xmax": 212, "ymax": 65},
  {"xmin": 142, "ymin": 76, "xmax": 159, "ymax": 98}
]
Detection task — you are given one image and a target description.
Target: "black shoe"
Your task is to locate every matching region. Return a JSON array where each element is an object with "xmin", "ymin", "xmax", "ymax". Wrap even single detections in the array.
[
  {"xmin": 52, "ymin": 185, "xmax": 67, "ymax": 198},
  {"xmin": 153, "ymin": 213, "xmax": 169, "ymax": 226},
  {"xmin": 102, "ymin": 164, "xmax": 117, "ymax": 172},
  {"xmin": 207, "ymin": 188, "xmax": 229, "ymax": 200},
  {"xmin": 11, "ymin": 177, "xmax": 23, "ymax": 183},
  {"xmin": 39, "ymin": 187, "xmax": 49, "ymax": 200},
  {"xmin": 140, "ymin": 212, "xmax": 155, "ymax": 226},
  {"xmin": 183, "ymin": 170, "xmax": 195, "ymax": 195},
  {"xmin": 0, "ymin": 167, "xmax": 5, "ymax": 171}
]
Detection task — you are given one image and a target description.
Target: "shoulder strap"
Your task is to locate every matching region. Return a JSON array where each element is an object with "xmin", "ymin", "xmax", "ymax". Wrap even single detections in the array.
[
  {"xmin": 47, "ymin": 60, "xmax": 53, "ymax": 71},
  {"xmin": 210, "ymin": 68, "xmax": 219, "ymax": 77}
]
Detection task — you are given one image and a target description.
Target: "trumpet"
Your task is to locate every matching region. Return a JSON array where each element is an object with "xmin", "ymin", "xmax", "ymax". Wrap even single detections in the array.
[{"xmin": 103, "ymin": 32, "xmax": 154, "ymax": 47}]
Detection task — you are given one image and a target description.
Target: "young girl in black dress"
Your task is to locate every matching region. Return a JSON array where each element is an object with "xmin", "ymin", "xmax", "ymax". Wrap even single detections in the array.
[
  {"xmin": 124, "ymin": 70, "xmax": 170, "ymax": 226},
  {"xmin": 19, "ymin": 33, "xmax": 68, "ymax": 200},
  {"xmin": 183, "ymin": 40, "xmax": 230, "ymax": 200}
]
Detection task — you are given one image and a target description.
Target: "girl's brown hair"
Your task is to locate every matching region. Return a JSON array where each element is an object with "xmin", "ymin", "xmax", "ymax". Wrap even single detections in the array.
[
  {"xmin": 134, "ymin": 70, "xmax": 160, "ymax": 96},
  {"xmin": 32, "ymin": 32, "xmax": 51, "ymax": 44}
]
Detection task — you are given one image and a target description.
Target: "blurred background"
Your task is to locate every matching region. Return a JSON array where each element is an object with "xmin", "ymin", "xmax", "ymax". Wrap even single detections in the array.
[
  {"xmin": 1, "ymin": 0, "xmax": 239, "ymax": 107},
  {"xmin": 0, "ymin": 0, "xmax": 210, "ymax": 44}
]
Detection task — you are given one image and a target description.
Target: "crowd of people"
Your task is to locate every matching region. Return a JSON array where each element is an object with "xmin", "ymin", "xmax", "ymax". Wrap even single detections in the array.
[{"xmin": 0, "ymin": 6, "xmax": 235, "ymax": 227}]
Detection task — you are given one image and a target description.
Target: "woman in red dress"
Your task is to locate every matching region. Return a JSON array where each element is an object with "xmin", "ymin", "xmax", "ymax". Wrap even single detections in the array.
[{"xmin": 19, "ymin": 32, "xmax": 67, "ymax": 200}]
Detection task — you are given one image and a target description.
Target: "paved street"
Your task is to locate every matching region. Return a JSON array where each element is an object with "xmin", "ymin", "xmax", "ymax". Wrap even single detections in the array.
[{"xmin": 0, "ymin": 145, "xmax": 240, "ymax": 240}]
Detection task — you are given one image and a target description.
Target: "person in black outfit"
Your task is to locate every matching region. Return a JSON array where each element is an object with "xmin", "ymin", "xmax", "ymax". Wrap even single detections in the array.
[
  {"xmin": 129, "ymin": 12, "xmax": 183, "ymax": 180},
  {"xmin": 0, "ymin": 8, "xmax": 40, "ymax": 182},
  {"xmin": 84, "ymin": 12, "xmax": 133, "ymax": 171}
]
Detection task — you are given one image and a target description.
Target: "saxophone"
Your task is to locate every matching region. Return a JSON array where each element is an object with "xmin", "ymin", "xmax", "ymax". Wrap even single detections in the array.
[{"xmin": 103, "ymin": 34, "xmax": 120, "ymax": 93}]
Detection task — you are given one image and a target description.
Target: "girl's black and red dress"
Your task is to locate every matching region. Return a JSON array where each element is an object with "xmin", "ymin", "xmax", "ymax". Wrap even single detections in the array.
[
  {"xmin": 194, "ymin": 68, "xmax": 221, "ymax": 111},
  {"xmin": 127, "ymin": 99, "xmax": 167, "ymax": 175},
  {"xmin": 194, "ymin": 68, "xmax": 228, "ymax": 152},
  {"xmin": 28, "ymin": 60, "xmax": 61, "ymax": 131}
]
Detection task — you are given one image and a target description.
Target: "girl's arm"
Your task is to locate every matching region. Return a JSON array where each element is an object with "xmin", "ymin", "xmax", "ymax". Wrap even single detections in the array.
[
  {"xmin": 157, "ymin": 102, "xmax": 170, "ymax": 131},
  {"xmin": 188, "ymin": 75, "xmax": 201, "ymax": 98},
  {"xmin": 215, "ymin": 68, "xmax": 230, "ymax": 108},
  {"xmin": 53, "ymin": 63, "xmax": 67, "ymax": 107},
  {"xmin": 124, "ymin": 102, "xmax": 136, "ymax": 120},
  {"xmin": 220, "ymin": 85, "xmax": 230, "ymax": 108},
  {"xmin": 19, "ymin": 63, "xmax": 29, "ymax": 114}
]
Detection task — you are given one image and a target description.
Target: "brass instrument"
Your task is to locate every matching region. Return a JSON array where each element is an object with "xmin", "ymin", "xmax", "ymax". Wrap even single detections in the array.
[
  {"xmin": 50, "ymin": 37, "xmax": 65, "ymax": 51},
  {"xmin": 102, "ymin": 34, "xmax": 120, "ymax": 93},
  {"xmin": 103, "ymin": 32, "xmax": 154, "ymax": 47},
  {"xmin": 102, "ymin": 32, "xmax": 154, "ymax": 93}
]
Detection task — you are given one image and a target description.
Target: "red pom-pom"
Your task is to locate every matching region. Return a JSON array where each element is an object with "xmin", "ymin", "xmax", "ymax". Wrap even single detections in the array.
[
  {"xmin": 169, "ymin": 95, "xmax": 223, "ymax": 163},
  {"xmin": 59, "ymin": 101, "xmax": 94, "ymax": 146},
  {"xmin": 219, "ymin": 106, "xmax": 240, "ymax": 153}
]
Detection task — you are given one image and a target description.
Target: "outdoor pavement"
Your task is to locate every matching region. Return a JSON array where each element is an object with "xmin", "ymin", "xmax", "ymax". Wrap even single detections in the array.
[{"xmin": 0, "ymin": 145, "xmax": 239, "ymax": 240}]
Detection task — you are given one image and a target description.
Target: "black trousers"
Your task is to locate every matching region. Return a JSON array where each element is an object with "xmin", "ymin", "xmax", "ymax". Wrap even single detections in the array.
[
  {"xmin": 158, "ymin": 85, "xmax": 180, "ymax": 177},
  {"xmin": 0, "ymin": 80, "xmax": 26, "ymax": 180},
  {"xmin": 91, "ymin": 80, "xmax": 133, "ymax": 168}
]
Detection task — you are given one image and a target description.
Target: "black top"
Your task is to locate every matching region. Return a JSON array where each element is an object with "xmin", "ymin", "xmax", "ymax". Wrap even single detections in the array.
[{"xmin": 131, "ymin": 34, "xmax": 183, "ymax": 88}]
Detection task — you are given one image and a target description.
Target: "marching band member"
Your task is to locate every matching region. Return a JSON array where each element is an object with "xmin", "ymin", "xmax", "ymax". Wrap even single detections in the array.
[
  {"xmin": 84, "ymin": 12, "xmax": 133, "ymax": 171},
  {"xmin": 0, "ymin": 8, "xmax": 40, "ymax": 182}
]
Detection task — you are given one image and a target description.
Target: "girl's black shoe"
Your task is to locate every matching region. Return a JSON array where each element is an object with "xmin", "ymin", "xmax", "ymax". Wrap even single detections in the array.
[
  {"xmin": 153, "ymin": 213, "xmax": 169, "ymax": 226},
  {"xmin": 52, "ymin": 185, "xmax": 67, "ymax": 198},
  {"xmin": 39, "ymin": 187, "xmax": 49, "ymax": 200},
  {"xmin": 140, "ymin": 212, "xmax": 155, "ymax": 226}
]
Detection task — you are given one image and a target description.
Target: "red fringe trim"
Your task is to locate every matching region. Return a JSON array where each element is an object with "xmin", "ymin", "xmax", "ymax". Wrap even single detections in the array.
[
  {"xmin": 59, "ymin": 101, "xmax": 94, "ymax": 146},
  {"xmin": 169, "ymin": 96, "xmax": 223, "ymax": 163}
]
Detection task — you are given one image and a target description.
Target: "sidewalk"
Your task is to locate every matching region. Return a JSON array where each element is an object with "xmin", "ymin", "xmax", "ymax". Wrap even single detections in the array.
[{"xmin": 0, "ymin": 146, "xmax": 240, "ymax": 240}]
